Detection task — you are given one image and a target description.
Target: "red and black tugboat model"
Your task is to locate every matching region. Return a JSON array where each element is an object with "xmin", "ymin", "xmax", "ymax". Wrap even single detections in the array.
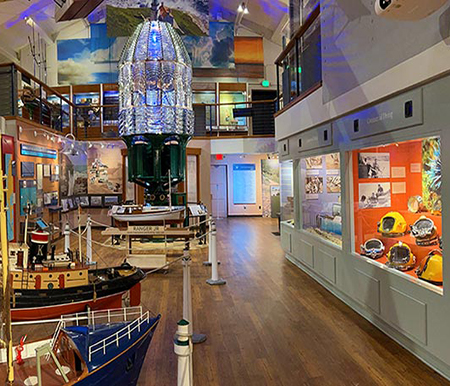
[{"xmin": 5, "ymin": 225, "xmax": 144, "ymax": 321}]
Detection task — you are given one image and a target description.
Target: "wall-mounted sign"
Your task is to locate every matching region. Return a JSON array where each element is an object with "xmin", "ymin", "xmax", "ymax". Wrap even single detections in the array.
[{"xmin": 20, "ymin": 144, "xmax": 57, "ymax": 159}]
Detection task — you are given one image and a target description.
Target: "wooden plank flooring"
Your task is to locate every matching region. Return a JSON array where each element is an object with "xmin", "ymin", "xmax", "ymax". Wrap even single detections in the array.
[{"xmin": 56, "ymin": 218, "xmax": 450, "ymax": 384}]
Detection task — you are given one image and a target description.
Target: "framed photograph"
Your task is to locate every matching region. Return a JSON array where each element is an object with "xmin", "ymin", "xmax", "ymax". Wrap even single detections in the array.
[
  {"xmin": 305, "ymin": 176, "xmax": 323, "ymax": 195},
  {"xmin": 359, "ymin": 182, "xmax": 391, "ymax": 209},
  {"xmin": 325, "ymin": 153, "xmax": 340, "ymax": 170},
  {"xmin": 90, "ymin": 196, "xmax": 103, "ymax": 207},
  {"xmin": 61, "ymin": 198, "xmax": 69, "ymax": 212},
  {"xmin": 80, "ymin": 196, "xmax": 89, "ymax": 207},
  {"xmin": 43, "ymin": 164, "xmax": 51, "ymax": 178},
  {"xmin": 74, "ymin": 197, "xmax": 81, "ymax": 207},
  {"xmin": 305, "ymin": 156, "xmax": 323, "ymax": 169},
  {"xmin": 104, "ymin": 195, "xmax": 119, "ymax": 206},
  {"xmin": 68, "ymin": 198, "xmax": 74, "ymax": 209},
  {"xmin": 51, "ymin": 164, "xmax": 60, "ymax": 182},
  {"xmin": 21, "ymin": 162, "xmax": 35, "ymax": 178},
  {"xmin": 327, "ymin": 176, "xmax": 341, "ymax": 193},
  {"xmin": 358, "ymin": 153, "xmax": 390, "ymax": 179},
  {"xmin": 36, "ymin": 164, "xmax": 43, "ymax": 189}
]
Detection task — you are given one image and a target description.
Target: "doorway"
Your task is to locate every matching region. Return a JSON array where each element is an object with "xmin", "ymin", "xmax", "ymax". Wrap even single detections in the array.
[{"xmin": 211, "ymin": 164, "xmax": 227, "ymax": 218}]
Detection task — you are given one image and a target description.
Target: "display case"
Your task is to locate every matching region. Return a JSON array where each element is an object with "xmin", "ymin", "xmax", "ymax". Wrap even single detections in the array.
[
  {"xmin": 219, "ymin": 90, "xmax": 247, "ymax": 128},
  {"xmin": 352, "ymin": 137, "xmax": 442, "ymax": 288},
  {"xmin": 280, "ymin": 160, "xmax": 294, "ymax": 225},
  {"xmin": 300, "ymin": 153, "xmax": 342, "ymax": 247}
]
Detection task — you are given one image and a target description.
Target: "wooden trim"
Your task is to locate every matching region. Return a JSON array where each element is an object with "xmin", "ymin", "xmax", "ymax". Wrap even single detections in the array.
[
  {"xmin": 219, "ymin": 83, "xmax": 247, "ymax": 92},
  {"xmin": 192, "ymin": 99, "xmax": 275, "ymax": 108},
  {"xmin": 275, "ymin": 5, "xmax": 321, "ymax": 65},
  {"xmin": 274, "ymin": 81, "xmax": 322, "ymax": 118},
  {"xmin": 192, "ymin": 134, "xmax": 275, "ymax": 140},
  {"xmin": 187, "ymin": 148, "xmax": 202, "ymax": 156}
]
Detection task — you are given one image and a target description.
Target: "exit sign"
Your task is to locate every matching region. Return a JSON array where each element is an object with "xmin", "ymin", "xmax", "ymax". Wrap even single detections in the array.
[{"xmin": 261, "ymin": 80, "xmax": 270, "ymax": 87}]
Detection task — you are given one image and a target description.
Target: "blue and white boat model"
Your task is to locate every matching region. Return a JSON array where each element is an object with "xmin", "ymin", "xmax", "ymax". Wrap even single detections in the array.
[{"xmin": 0, "ymin": 306, "xmax": 161, "ymax": 385}]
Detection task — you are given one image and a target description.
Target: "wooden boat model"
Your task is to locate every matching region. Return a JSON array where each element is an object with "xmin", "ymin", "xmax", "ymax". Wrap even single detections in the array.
[
  {"xmin": 6, "ymin": 243, "xmax": 145, "ymax": 321},
  {"xmin": 110, "ymin": 205, "xmax": 185, "ymax": 222},
  {"xmin": 0, "ymin": 307, "xmax": 160, "ymax": 385}
]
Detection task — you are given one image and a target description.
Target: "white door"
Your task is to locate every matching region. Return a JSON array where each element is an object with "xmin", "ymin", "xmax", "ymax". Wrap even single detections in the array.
[{"xmin": 211, "ymin": 165, "xmax": 227, "ymax": 218}]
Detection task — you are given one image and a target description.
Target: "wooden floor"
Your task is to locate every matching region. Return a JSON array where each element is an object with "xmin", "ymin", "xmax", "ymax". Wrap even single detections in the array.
[{"xmin": 50, "ymin": 218, "xmax": 450, "ymax": 385}]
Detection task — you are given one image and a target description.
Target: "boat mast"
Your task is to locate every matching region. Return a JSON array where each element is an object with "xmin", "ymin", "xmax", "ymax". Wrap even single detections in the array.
[{"xmin": 0, "ymin": 134, "xmax": 14, "ymax": 384}]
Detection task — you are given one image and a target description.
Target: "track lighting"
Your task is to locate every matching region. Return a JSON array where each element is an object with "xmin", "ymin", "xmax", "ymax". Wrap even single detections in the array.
[{"xmin": 237, "ymin": 2, "xmax": 248, "ymax": 13}]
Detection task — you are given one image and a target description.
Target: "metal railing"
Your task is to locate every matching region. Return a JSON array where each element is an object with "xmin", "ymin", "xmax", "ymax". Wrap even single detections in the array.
[
  {"xmin": 275, "ymin": 4, "xmax": 322, "ymax": 114},
  {"xmin": 0, "ymin": 63, "xmax": 77, "ymax": 133},
  {"xmin": 87, "ymin": 309, "xmax": 150, "ymax": 361}
]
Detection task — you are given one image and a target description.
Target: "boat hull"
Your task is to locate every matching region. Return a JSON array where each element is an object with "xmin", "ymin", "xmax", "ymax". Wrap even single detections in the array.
[
  {"xmin": 74, "ymin": 316, "xmax": 160, "ymax": 386},
  {"xmin": 11, "ymin": 267, "xmax": 144, "ymax": 321},
  {"xmin": 111, "ymin": 206, "xmax": 185, "ymax": 222}
]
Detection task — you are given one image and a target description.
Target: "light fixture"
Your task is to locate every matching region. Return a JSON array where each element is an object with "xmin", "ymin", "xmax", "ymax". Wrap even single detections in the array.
[
  {"xmin": 243, "ymin": 5, "xmax": 249, "ymax": 14},
  {"xmin": 33, "ymin": 131, "xmax": 37, "ymax": 137},
  {"xmin": 237, "ymin": 3, "xmax": 244, "ymax": 12},
  {"xmin": 88, "ymin": 142, "xmax": 93, "ymax": 149}
]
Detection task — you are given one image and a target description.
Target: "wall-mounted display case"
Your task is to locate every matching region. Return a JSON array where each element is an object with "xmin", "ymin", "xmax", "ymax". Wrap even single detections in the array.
[
  {"xmin": 277, "ymin": 75, "xmax": 450, "ymax": 380},
  {"xmin": 352, "ymin": 137, "xmax": 442, "ymax": 287},
  {"xmin": 301, "ymin": 153, "xmax": 341, "ymax": 247}
]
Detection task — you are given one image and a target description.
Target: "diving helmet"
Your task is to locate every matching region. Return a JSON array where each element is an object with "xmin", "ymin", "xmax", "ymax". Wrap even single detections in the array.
[
  {"xmin": 410, "ymin": 216, "xmax": 439, "ymax": 246},
  {"xmin": 416, "ymin": 250, "xmax": 443, "ymax": 285},
  {"xmin": 407, "ymin": 196, "xmax": 424, "ymax": 213},
  {"xmin": 377, "ymin": 212, "xmax": 408, "ymax": 237},
  {"xmin": 361, "ymin": 239, "xmax": 385, "ymax": 260},
  {"xmin": 386, "ymin": 242, "xmax": 416, "ymax": 271}
]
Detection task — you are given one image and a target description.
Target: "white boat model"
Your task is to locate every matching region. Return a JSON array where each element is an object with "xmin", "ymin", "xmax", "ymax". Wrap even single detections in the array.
[{"xmin": 110, "ymin": 205, "xmax": 185, "ymax": 222}]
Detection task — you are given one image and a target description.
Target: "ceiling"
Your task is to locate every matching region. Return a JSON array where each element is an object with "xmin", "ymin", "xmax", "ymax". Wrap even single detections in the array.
[{"xmin": 0, "ymin": 0, "xmax": 289, "ymax": 63}]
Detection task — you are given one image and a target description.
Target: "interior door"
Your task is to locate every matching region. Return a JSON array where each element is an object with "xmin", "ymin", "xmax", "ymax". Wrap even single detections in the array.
[{"xmin": 210, "ymin": 165, "xmax": 227, "ymax": 218}]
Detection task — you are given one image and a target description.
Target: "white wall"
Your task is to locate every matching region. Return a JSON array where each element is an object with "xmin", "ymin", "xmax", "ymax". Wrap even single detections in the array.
[
  {"xmin": 211, "ymin": 153, "xmax": 270, "ymax": 216},
  {"xmin": 276, "ymin": 39, "xmax": 450, "ymax": 140}
]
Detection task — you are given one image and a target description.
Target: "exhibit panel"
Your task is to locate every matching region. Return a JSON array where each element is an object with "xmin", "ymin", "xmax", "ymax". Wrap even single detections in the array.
[
  {"xmin": 280, "ymin": 160, "xmax": 294, "ymax": 224},
  {"xmin": 278, "ymin": 73, "xmax": 450, "ymax": 379}
]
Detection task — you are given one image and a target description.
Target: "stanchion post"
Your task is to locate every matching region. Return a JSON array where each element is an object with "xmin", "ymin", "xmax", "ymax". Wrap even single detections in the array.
[
  {"xmin": 182, "ymin": 246, "xmax": 206, "ymax": 344},
  {"xmin": 64, "ymin": 223, "xmax": 70, "ymax": 253},
  {"xmin": 203, "ymin": 217, "xmax": 213, "ymax": 266},
  {"xmin": 174, "ymin": 319, "xmax": 193, "ymax": 386},
  {"xmin": 206, "ymin": 222, "xmax": 226, "ymax": 286},
  {"xmin": 86, "ymin": 215, "xmax": 94, "ymax": 265}
]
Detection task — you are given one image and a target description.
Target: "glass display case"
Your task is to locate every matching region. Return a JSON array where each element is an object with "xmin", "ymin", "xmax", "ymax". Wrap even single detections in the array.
[
  {"xmin": 300, "ymin": 153, "xmax": 342, "ymax": 247},
  {"xmin": 352, "ymin": 136, "xmax": 443, "ymax": 288},
  {"xmin": 280, "ymin": 160, "xmax": 294, "ymax": 225}
]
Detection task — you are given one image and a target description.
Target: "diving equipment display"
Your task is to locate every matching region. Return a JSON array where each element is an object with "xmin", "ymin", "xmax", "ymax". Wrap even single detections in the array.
[
  {"xmin": 360, "ymin": 238, "xmax": 385, "ymax": 260},
  {"xmin": 416, "ymin": 249, "xmax": 443, "ymax": 285},
  {"xmin": 385, "ymin": 242, "xmax": 416, "ymax": 271},
  {"xmin": 377, "ymin": 212, "xmax": 408, "ymax": 237},
  {"xmin": 407, "ymin": 195, "xmax": 424, "ymax": 213},
  {"xmin": 410, "ymin": 216, "xmax": 439, "ymax": 246}
]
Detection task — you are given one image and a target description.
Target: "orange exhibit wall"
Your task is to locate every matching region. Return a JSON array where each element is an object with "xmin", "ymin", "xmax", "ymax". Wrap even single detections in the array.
[{"xmin": 352, "ymin": 138, "xmax": 442, "ymax": 284}]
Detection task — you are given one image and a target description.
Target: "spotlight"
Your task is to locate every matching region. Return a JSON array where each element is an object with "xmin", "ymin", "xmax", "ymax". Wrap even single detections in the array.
[
  {"xmin": 237, "ymin": 3, "xmax": 244, "ymax": 12},
  {"xmin": 33, "ymin": 131, "xmax": 37, "ymax": 137},
  {"xmin": 88, "ymin": 142, "xmax": 93, "ymax": 149},
  {"xmin": 243, "ymin": 5, "xmax": 249, "ymax": 14}
]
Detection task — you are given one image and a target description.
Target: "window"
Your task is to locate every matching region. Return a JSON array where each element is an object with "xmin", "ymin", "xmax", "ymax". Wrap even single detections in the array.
[
  {"xmin": 300, "ymin": 153, "xmax": 342, "ymax": 247},
  {"xmin": 352, "ymin": 137, "xmax": 442, "ymax": 289}
]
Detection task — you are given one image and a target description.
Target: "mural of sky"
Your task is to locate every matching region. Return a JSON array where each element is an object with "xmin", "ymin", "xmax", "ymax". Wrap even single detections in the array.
[
  {"xmin": 57, "ymin": 24, "xmax": 126, "ymax": 85},
  {"xmin": 182, "ymin": 22, "xmax": 235, "ymax": 69},
  {"xmin": 105, "ymin": 0, "xmax": 209, "ymax": 36}
]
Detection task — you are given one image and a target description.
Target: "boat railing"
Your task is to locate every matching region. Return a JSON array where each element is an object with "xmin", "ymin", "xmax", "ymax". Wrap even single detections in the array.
[
  {"xmin": 59, "ymin": 306, "xmax": 144, "ymax": 330},
  {"xmin": 87, "ymin": 310, "xmax": 150, "ymax": 361}
]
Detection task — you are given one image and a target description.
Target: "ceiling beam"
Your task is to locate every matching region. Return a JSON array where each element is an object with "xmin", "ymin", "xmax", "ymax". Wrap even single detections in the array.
[
  {"xmin": 0, "ymin": 44, "xmax": 19, "ymax": 64},
  {"xmin": 271, "ymin": 13, "xmax": 289, "ymax": 43}
]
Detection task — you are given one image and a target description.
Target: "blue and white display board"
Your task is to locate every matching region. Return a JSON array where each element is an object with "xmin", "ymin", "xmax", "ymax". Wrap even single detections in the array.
[{"xmin": 233, "ymin": 164, "xmax": 256, "ymax": 204}]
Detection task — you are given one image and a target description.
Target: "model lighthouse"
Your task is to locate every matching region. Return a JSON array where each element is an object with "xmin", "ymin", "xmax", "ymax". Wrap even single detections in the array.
[{"xmin": 118, "ymin": 19, "xmax": 194, "ymax": 204}]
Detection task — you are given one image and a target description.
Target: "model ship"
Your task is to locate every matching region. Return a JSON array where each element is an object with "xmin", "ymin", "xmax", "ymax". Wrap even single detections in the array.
[
  {"xmin": 4, "ymin": 226, "xmax": 145, "ymax": 321},
  {"xmin": 110, "ymin": 204, "xmax": 185, "ymax": 223},
  {"xmin": 0, "ymin": 307, "xmax": 160, "ymax": 385}
]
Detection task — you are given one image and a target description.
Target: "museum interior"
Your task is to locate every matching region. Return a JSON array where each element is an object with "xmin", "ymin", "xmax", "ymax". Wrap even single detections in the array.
[{"xmin": 0, "ymin": 0, "xmax": 450, "ymax": 385}]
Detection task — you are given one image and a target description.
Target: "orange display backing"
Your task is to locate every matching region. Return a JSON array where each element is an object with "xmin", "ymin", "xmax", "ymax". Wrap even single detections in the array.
[{"xmin": 352, "ymin": 139, "xmax": 442, "ymax": 288}]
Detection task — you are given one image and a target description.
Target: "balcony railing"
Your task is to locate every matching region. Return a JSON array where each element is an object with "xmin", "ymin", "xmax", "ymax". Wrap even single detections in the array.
[
  {"xmin": 0, "ymin": 63, "xmax": 276, "ymax": 139},
  {"xmin": 0, "ymin": 63, "xmax": 77, "ymax": 134},
  {"xmin": 275, "ymin": 4, "xmax": 322, "ymax": 115}
]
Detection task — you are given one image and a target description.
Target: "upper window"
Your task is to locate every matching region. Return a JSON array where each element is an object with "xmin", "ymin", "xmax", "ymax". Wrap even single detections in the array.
[{"xmin": 352, "ymin": 137, "xmax": 443, "ymax": 289}]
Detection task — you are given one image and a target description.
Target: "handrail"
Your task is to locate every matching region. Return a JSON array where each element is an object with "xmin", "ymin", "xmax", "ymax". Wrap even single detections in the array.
[
  {"xmin": 193, "ymin": 99, "xmax": 277, "ymax": 107},
  {"xmin": 0, "ymin": 63, "xmax": 75, "ymax": 108},
  {"xmin": 275, "ymin": 5, "xmax": 320, "ymax": 65},
  {"xmin": 88, "ymin": 311, "xmax": 150, "ymax": 361}
]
